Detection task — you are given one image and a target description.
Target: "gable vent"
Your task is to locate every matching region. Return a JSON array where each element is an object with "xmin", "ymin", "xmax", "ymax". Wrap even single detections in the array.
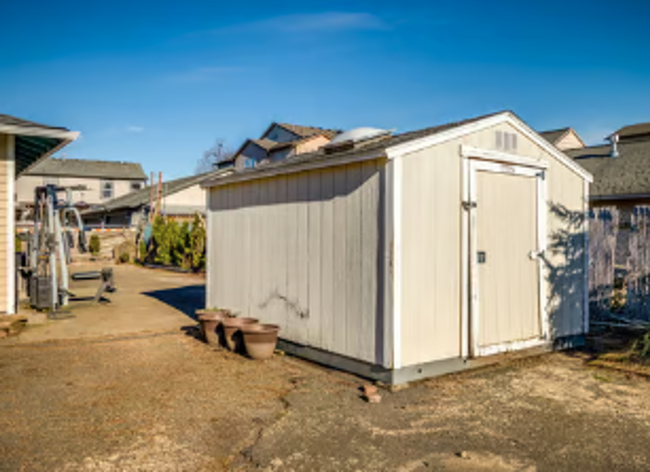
[{"xmin": 496, "ymin": 130, "xmax": 517, "ymax": 152}]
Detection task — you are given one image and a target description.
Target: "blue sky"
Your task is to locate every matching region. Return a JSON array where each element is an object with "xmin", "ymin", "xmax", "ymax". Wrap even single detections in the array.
[{"xmin": 1, "ymin": 0, "xmax": 649, "ymax": 180}]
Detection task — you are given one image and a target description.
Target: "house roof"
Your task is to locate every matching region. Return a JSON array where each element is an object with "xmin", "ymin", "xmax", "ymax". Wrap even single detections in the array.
[
  {"xmin": 0, "ymin": 114, "xmax": 70, "ymax": 132},
  {"xmin": 612, "ymin": 122, "xmax": 650, "ymax": 140},
  {"xmin": 203, "ymin": 111, "xmax": 592, "ymax": 189},
  {"xmin": 539, "ymin": 128, "xmax": 571, "ymax": 145},
  {"xmin": 275, "ymin": 123, "xmax": 339, "ymax": 140},
  {"xmin": 568, "ymin": 140, "xmax": 650, "ymax": 197},
  {"xmin": 26, "ymin": 158, "xmax": 147, "ymax": 180},
  {"xmin": 0, "ymin": 113, "xmax": 80, "ymax": 176},
  {"xmin": 84, "ymin": 169, "xmax": 229, "ymax": 214}
]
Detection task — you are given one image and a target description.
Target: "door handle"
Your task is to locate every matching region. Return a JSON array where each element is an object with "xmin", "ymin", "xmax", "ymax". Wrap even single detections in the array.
[{"xmin": 528, "ymin": 250, "xmax": 545, "ymax": 260}]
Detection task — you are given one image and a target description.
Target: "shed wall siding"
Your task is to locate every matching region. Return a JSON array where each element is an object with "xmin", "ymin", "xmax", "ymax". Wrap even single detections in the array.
[
  {"xmin": 0, "ymin": 134, "xmax": 10, "ymax": 311},
  {"xmin": 399, "ymin": 122, "xmax": 587, "ymax": 367},
  {"xmin": 208, "ymin": 160, "xmax": 384, "ymax": 364}
]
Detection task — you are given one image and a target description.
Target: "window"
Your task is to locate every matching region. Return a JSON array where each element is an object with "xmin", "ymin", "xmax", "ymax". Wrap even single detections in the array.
[
  {"xmin": 131, "ymin": 182, "xmax": 143, "ymax": 191},
  {"xmin": 244, "ymin": 158, "xmax": 256, "ymax": 169},
  {"xmin": 101, "ymin": 180, "xmax": 114, "ymax": 199},
  {"xmin": 495, "ymin": 131, "xmax": 518, "ymax": 152}
]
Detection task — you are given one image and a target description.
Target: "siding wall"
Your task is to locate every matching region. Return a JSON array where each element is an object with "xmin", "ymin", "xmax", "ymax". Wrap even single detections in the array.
[
  {"xmin": 556, "ymin": 131, "xmax": 584, "ymax": 151},
  {"xmin": 0, "ymin": 135, "xmax": 10, "ymax": 311},
  {"xmin": 207, "ymin": 160, "xmax": 385, "ymax": 365},
  {"xmin": 16, "ymin": 175, "xmax": 144, "ymax": 205},
  {"xmin": 399, "ymin": 122, "xmax": 587, "ymax": 367}
]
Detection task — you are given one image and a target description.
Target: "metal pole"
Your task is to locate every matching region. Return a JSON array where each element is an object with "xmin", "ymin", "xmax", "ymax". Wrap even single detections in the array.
[
  {"xmin": 54, "ymin": 211, "xmax": 69, "ymax": 306},
  {"xmin": 46, "ymin": 195, "xmax": 57, "ymax": 309}
]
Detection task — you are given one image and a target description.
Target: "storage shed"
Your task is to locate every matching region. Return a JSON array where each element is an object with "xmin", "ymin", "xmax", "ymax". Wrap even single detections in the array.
[{"xmin": 202, "ymin": 111, "xmax": 592, "ymax": 384}]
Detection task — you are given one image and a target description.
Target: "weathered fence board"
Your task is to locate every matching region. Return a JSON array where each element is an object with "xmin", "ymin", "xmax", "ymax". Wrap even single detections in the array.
[{"xmin": 589, "ymin": 205, "xmax": 650, "ymax": 321}]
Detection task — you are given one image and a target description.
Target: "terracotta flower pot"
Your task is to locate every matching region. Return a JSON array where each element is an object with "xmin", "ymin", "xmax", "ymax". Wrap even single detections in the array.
[
  {"xmin": 241, "ymin": 324, "xmax": 280, "ymax": 360},
  {"xmin": 197, "ymin": 309, "xmax": 230, "ymax": 346},
  {"xmin": 221, "ymin": 317, "xmax": 259, "ymax": 352}
]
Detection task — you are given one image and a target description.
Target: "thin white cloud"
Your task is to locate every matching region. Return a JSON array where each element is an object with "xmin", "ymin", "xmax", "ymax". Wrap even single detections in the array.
[
  {"xmin": 126, "ymin": 126, "xmax": 145, "ymax": 133},
  {"xmin": 166, "ymin": 66, "xmax": 243, "ymax": 84},
  {"xmin": 212, "ymin": 12, "xmax": 388, "ymax": 35}
]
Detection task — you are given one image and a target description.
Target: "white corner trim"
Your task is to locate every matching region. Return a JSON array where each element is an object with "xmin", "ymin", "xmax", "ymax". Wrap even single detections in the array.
[
  {"xmin": 460, "ymin": 145, "xmax": 548, "ymax": 169},
  {"xmin": 460, "ymin": 155, "xmax": 470, "ymax": 359},
  {"xmin": 0, "ymin": 125, "xmax": 79, "ymax": 141},
  {"xmin": 583, "ymin": 181, "xmax": 590, "ymax": 334},
  {"xmin": 392, "ymin": 158, "xmax": 403, "ymax": 369},
  {"xmin": 6, "ymin": 135, "xmax": 15, "ymax": 314},
  {"xmin": 205, "ymin": 191, "xmax": 211, "ymax": 310},
  {"xmin": 538, "ymin": 170, "xmax": 549, "ymax": 340}
]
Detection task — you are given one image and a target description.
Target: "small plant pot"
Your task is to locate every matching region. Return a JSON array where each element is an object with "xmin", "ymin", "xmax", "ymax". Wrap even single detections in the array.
[
  {"xmin": 221, "ymin": 317, "xmax": 259, "ymax": 352},
  {"xmin": 197, "ymin": 309, "xmax": 231, "ymax": 346},
  {"xmin": 242, "ymin": 324, "xmax": 280, "ymax": 360}
]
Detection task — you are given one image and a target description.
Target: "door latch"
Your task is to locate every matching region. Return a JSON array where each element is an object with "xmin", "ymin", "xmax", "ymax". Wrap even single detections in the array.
[{"xmin": 462, "ymin": 201, "xmax": 477, "ymax": 211}]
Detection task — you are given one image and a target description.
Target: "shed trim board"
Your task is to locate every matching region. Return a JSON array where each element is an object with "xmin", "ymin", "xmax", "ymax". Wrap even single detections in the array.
[
  {"xmin": 464, "ymin": 153, "xmax": 549, "ymax": 357},
  {"xmin": 6, "ymin": 135, "xmax": 15, "ymax": 314},
  {"xmin": 583, "ymin": 181, "xmax": 590, "ymax": 333},
  {"xmin": 392, "ymin": 157, "xmax": 403, "ymax": 369},
  {"xmin": 385, "ymin": 112, "xmax": 592, "ymax": 183}
]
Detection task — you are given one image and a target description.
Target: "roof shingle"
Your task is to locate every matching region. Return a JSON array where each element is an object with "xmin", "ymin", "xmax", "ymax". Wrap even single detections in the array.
[{"xmin": 26, "ymin": 158, "xmax": 147, "ymax": 180}]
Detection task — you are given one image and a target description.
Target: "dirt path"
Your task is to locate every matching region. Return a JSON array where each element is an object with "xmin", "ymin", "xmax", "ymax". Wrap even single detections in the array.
[{"xmin": 1, "ymin": 334, "xmax": 649, "ymax": 471}]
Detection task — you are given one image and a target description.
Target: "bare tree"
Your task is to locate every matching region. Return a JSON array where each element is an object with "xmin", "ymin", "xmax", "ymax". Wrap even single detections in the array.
[{"xmin": 196, "ymin": 139, "xmax": 234, "ymax": 174}]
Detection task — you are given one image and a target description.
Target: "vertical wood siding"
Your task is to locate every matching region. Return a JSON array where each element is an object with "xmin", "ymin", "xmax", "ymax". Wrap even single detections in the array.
[
  {"xmin": 399, "ymin": 122, "xmax": 587, "ymax": 367},
  {"xmin": 0, "ymin": 134, "xmax": 9, "ymax": 311},
  {"xmin": 207, "ymin": 160, "xmax": 384, "ymax": 364}
]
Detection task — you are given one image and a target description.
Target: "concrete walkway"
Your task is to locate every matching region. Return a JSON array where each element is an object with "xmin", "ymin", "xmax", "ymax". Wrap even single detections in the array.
[{"xmin": 12, "ymin": 263, "xmax": 204, "ymax": 344}]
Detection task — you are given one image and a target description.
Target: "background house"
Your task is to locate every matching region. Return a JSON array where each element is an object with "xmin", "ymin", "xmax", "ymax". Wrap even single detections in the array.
[
  {"xmin": 220, "ymin": 122, "xmax": 339, "ymax": 170},
  {"xmin": 539, "ymin": 127, "xmax": 586, "ymax": 151},
  {"xmin": 16, "ymin": 158, "xmax": 147, "ymax": 221},
  {"xmin": 0, "ymin": 113, "xmax": 79, "ymax": 314},
  {"xmin": 82, "ymin": 169, "xmax": 229, "ymax": 227},
  {"xmin": 568, "ymin": 122, "xmax": 650, "ymax": 321},
  {"xmin": 202, "ymin": 111, "xmax": 591, "ymax": 384}
]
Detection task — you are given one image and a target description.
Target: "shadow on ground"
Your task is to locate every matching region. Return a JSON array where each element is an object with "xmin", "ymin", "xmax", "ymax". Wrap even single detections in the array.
[{"xmin": 142, "ymin": 284, "xmax": 205, "ymax": 321}]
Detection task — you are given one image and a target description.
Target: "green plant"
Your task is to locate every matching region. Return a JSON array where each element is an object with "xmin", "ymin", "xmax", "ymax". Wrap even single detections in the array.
[
  {"xmin": 139, "ymin": 240, "xmax": 148, "ymax": 262},
  {"xmin": 119, "ymin": 252, "xmax": 130, "ymax": 263},
  {"xmin": 631, "ymin": 329, "xmax": 650, "ymax": 361},
  {"xmin": 189, "ymin": 213, "xmax": 206, "ymax": 271},
  {"xmin": 89, "ymin": 234, "xmax": 101, "ymax": 256}
]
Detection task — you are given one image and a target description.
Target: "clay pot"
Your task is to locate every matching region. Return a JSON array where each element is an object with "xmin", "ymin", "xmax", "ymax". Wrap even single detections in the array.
[
  {"xmin": 221, "ymin": 317, "xmax": 259, "ymax": 352},
  {"xmin": 197, "ymin": 309, "xmax": 230, "ymax": 346},
  {"xmin": 241, "ymin": 324, "xmax": 280, "ymax": 360}
]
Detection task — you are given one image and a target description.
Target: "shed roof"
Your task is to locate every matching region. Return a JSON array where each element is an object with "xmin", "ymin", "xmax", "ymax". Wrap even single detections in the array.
[
  {"xmin": 568, "ymin": 140, "xmax": 650, "ymax": 197},
  {"xmin": 26, "ymin": 158, "xmax": 146, "ymax": 180},
  {"xmin": 204, "ymin": 111, "xmax": 592, "ymax": 188}
]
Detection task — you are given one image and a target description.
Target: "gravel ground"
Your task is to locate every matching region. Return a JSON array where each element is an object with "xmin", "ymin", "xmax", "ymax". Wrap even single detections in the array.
[{"xmin": 1, "ymin": 332, "xmax": 650, "ymax": 472}]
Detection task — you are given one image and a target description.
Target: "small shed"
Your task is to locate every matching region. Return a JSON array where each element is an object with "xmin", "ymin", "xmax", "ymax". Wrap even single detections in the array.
[{"xmin": 202, "ymin": 111, "xmax": 593, "ymax": 384}]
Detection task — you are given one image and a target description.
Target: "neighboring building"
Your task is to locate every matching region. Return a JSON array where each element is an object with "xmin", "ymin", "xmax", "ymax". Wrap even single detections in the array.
[
  {"xmin": 16, "ymin": 158, "xmax": 147, "ymax": 221},
  {"xmin": 220, "ymin": 122, "xmax": 339, "ymax": 170},
  {"xmin": 0, "ymin": 113, "xmax": 79, "ymax": 314},
  {"xmin": 568, "ymin": 122, "xmax": 650, "ymax": 320},
  {"xmin": 568, "ymin": 123, "xmax": 650, "ymax": 205},
  {"xmin": 202, "ymin": 110, "xmax": 592, "ymax": 385},
  {"xmin": 539, "ymin": 127, "xmax": 586, "ymax": 151},
  {"xmin": 82, "ymin": 169, "xmax": 230, "ymax": 227}
]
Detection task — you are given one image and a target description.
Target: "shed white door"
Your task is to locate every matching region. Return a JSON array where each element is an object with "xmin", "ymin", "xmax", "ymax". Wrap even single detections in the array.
[{"xmin": 471, "ymin": 163, "xmax": 545, "ymax": 356}]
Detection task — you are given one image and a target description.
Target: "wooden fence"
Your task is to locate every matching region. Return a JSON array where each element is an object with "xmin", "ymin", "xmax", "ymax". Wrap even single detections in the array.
[{"xmin": 589, "ymin": 205, "xmax": 650, "ymax": 321}]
